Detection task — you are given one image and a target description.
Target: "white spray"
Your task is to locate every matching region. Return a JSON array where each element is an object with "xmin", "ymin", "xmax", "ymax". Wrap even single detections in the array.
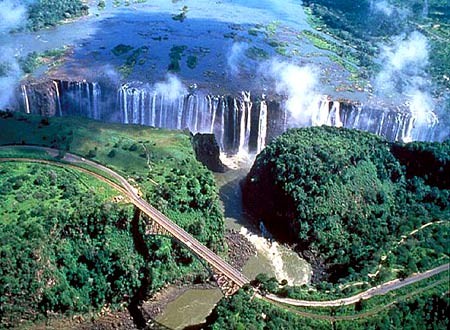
[{"xmin": 375, "ymin": 31, "xmax": 438, "ymax": 141}]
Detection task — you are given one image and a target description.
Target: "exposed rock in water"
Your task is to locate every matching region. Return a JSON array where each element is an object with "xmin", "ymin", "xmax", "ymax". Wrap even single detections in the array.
[
  {"xmin": 225, "ymin": 229, "xmax": 256, "ymax": 270},
  {"xmin": 192, "ymin": 133, "xmax": 227, "ymax": 173}
]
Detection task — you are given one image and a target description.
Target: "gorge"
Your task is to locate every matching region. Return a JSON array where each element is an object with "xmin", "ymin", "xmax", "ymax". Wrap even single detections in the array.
[{"xmin": 0, "ymin": 0, "xmax": 449, "ymax": 329}]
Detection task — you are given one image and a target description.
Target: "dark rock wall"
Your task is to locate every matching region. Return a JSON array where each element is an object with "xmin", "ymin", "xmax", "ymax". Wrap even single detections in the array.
[{"xmin": 192, "ymin": 133, "xmax": 227, "ymax": 173}]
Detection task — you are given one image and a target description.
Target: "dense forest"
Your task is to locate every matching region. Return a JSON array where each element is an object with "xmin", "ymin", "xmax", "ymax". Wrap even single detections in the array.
[
  {"xmin": 243, "ymin": 127, "xmax": 449, "ymax": 284},
  {"xmin": 0, "ymin": 162, "xmax": 142, "ymax": 326},
  {"xmin": 26, "ymin": 0, "xmax": 88, "ymax": 31},
  {"xmin": 0, "ymin": 113, "xmax": 224, "ymax": 326}
]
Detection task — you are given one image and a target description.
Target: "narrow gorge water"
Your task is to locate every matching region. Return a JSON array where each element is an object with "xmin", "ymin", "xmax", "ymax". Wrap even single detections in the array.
[
  {"xmin": 153, "ymin": 166, "xmax": 312, "ymax": 329},
  {"xmin": 216, "ymin": 167, "xmax": 312, "ymax": 286}
]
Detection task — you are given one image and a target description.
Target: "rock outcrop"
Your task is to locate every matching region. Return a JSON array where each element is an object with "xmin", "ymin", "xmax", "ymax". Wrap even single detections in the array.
[{"xmin": 191, "ymin": 133, "xmax": 227, "ymax": 172}]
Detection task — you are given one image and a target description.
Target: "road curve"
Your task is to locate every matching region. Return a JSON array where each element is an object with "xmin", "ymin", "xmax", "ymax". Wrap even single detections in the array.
[
  {"xmin": 0, "ymin": 146, "xmax": 250, "ymax": 288},
  {"xmin": 264, "ymin": 263, "xmax": 449, "ymax": 307},
  {"xmin": 0, "ymin": 145, "xmax": 448, "ymax": 308}
]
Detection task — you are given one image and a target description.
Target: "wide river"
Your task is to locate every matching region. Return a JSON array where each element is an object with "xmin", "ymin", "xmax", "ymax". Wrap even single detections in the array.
[{"xmin": 1, "ymin": 0, "xmax": 365, "ymax": 98}]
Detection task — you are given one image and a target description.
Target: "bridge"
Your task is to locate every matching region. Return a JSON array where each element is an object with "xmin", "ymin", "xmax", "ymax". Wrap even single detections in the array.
[
  {"xmin": 0, "ymin": 146, "xmax": 448, "ymax": 304},
  {"xmin": 0, "ymin": 146, "xmax": 250, "ymax": 296}
]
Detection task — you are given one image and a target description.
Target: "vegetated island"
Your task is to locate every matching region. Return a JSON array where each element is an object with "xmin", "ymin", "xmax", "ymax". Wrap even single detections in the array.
[
  {"xmin": 26, "ymin": 0, "xmax": 89, "ymax": 31},
  {"xmin": 0, "ymin": 112, "xmax": 224, "ymax": 327}
]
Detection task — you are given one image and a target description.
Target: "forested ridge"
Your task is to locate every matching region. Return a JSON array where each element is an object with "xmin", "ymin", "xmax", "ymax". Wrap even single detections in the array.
[
  {"xmin": 0, "ymin": 162, "xmax": 142, "ymax": 326},
  {"xmin": 227, "ymin": 126, "xmax": 449, "ymax": 329},
  {"xmin": 243, "ymin": 127, "xmax": 449, "ymax": 284}
]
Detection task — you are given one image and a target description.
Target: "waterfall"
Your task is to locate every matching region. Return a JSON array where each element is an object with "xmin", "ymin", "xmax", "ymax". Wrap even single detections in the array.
[
  {"xmin": 85, "ymin": 82, "xmax": 91, "ymax": 118},
  {"xmin": 52, "ymin": 81, "xmax": 62, "ymax": 117},
  {"xmin": 376, "ymin": 112, "xmax": 386, "ymax": 135},
  {"xmin": 238, "ymin": 91, "xmax": 252, "ymax": 154},
  {"xmin": 220, "ymin": 97, "xmax": 226, "ymax": 150},
  {"xmin": 19, "ymin": 79, "xmax": 442, "ymax": 155},
  {"xmin": 133, "ymin": 89, "xmax": 140, "ymax": 124},
  {"xmin": 313, "ymin": 96, "xmax": 330, "ymax": 126},
  {"xmin": 54, "ymin": 80, "xmax": 102, "ymax": 119},
  {"xmin": 150, "ymin": 93, "xmax": 156, "ymax": 126},
  {"xmin": 92, "ymin": 82, "xmax": 101, "ymax": 120},
  {"xmin": 76, "ymin": 82, "xmax": 82, "ymax": 114},
  {"xmin": 257, "ymin": 97, "xmax": 268, "ymax": 154},
  {"xmin": 21, "ymin": 85, "xmax": 30, "ymax": 114},
  {"xmin": 119, "ymin": 84, "xmax": 129, "ymax": 124},
  {"xmin": 209, "ymin": 95, "xmax": 217, "ymax": 134},
  {"xmin": 244, "ymin": 92, "xmax": 252, "ymax": 153},
  {"xmin": 329, "ymin": 101, "xmax": 343, "ymax": 127},
  {"xmin": 404, "ymin": 108, "xmax": 438, "ymax": 142}
]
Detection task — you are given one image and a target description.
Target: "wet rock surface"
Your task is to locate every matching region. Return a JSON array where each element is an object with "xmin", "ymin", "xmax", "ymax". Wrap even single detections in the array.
[
  {"xmin": 225, "ymin": 229, "xmax": 257, "ymax": 271},
  {"xmin": 192, "ymin": 133, "xmax": 227, "ymax": 173},
  {"xmin": 20, "ymin": 80, "xmax": 60, "ymax": 116}
]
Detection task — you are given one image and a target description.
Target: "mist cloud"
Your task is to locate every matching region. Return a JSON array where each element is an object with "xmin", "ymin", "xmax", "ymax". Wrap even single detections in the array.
[
  {"xmin": 227, "ymin": 43, "xmax": 248, "ymax": 77},
  {"xmin": 263, "ymin": 60, "xmax": 319, "ymax": 126},
  {"xmin": 0, "ymin": 50, "xmax": 21, "ymax": 109},
  {"xmin": 369, "ymin": 0, "xmax": 409, "ymax": 19},
  {"xmin": 375, "ymin": 31, "xmax": 438, "ymax": 138},
  {"xmin": 154, "ymin": 74, "xmax": 186, "ymax": 101},
  {"xmin": 0, "ymin": 0, "xmax": 27, "ymax": 32},
  {"xmin": 375, "ymin": 32, "xmax": 429, "ymax": 95},
  {"xmin": 0, "ymin": 0, "xmax": 28, "ymax": 110},
  {"xmin": 370, "ymin": 0, "xmax": 396, "ymax": 16}
]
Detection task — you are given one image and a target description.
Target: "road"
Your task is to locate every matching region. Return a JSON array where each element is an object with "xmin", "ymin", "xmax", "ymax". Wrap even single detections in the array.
[
  {"xmin": 0, "ymin": 145, "xmax": 448, "ymax": 308},
  {"xmin": 0, "ymin": 146, "xmax": 250, "ymax": 290},
  {"xmin": 264, "ymin": 263, "xmax": 449, "ymax": 307}
]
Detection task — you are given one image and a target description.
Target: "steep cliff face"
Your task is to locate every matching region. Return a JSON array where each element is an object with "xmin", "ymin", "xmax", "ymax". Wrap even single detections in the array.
[
  {"xmin": 16, "ymin": 79, "xmax": 444, "ymax": 156},
  {"xmin": 391, "ymin": 140, "xmax": 450, "ymax": 189},
  {"xmin": 191, "ymin": 133, "xmax": 227, "ymax": 173},
  {"xmin": 20, "ymin": 81, "xmax": 60, "ymax": 117}
]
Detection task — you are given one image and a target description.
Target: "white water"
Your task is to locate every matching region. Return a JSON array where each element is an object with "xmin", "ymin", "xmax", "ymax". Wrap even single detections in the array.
[
  {"xmin": 117, "ymin": 85, "xmax": 262, "ymax": 153},
  {"xmin": 20, "ymin": 80, "xmax": 441, "ymax": 152},
  {"xmin": 21, "ymin": 85, "xmax": 30, "ymax": 114},
  {"xmin": 257, "ymin": 98, "xmax": 268, "ymax": 154},
  {"xmin": 53, "ymin": 81, "xmax": 62, "ymax": 117},
  {"xmin": 330, "ymin": 101, "xmax": 343, "ymax": 127},
  {"xmin": 240, "ymin": 227, "xmax": 312, "ymax": 286},
  {"xmin": 238, "ymin": 91, "xmax": 252, "ymax": 155}
]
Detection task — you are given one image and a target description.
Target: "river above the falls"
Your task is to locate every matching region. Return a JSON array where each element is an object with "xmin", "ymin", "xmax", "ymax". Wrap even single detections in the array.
[{"xmin": 2, "ymin": 0, "xmax": 366, "ymax": 99}]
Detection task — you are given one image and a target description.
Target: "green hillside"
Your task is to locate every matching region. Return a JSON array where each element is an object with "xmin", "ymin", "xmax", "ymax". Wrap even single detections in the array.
[
  {"xmin": 0, "ymin": 112, "xmax": 224, "ymax": 326},
  {"xmin": 243, "ymin": 127, "xmax": 449, "ymax": 284}
]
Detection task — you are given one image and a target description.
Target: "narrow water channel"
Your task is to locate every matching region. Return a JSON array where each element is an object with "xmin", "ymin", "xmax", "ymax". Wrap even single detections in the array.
[{"xmin": 155, "ymin": 163, "xmax": 311, "ymax": 329}]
